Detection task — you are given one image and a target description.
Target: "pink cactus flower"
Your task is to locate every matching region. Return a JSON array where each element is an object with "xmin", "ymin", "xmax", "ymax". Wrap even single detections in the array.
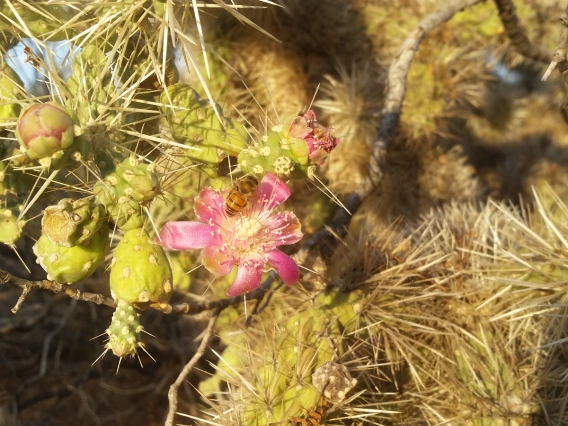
[
  {"xmin": 157, "ymin": 173, "xmax": 303, "ymax": 296},
  {"xmin": 288, "ymin": 110, "xmax": 339, "ymax": 165}
]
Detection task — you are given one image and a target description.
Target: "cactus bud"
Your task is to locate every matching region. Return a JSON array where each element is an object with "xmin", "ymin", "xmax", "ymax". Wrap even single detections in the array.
[
  {"xmin": 110, "ymin": 228, "xmax": 173, "ymax": 308},
  {"xmin": 15, "ymin": 103, "xmax": 74, "ymax": 166}
]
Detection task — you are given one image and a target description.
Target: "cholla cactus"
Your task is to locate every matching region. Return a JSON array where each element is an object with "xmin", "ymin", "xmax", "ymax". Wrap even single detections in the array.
[
  {"xmin": 0, "ymin": 60, "xmax": 24, "ymax": 124},
  {"xmin": 0, "ymin": 207, "xmax": 23, "ymax": 246},
  {"xmin": 159, "ymin": 83, "xmax": 248, "ymax": 175}
]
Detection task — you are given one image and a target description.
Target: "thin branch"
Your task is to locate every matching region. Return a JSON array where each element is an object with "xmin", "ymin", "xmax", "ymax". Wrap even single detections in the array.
[
  {"xmin": 494, "ymin": 0, "xmax": 553, "ymax": 64},
  {"xmin": 0, "ymin": 269, "xmax": 115, "ymax": 307},
  {"xmin": 0, "ymin": 268, "xmax": 277, "ymax": 315},
  {"xmin": 164, "ymin": 307, "xmax": 221, "ymax": 426},
  {"xmin": 542, "ymin": 4, "xmax": 568, "ymax": 82}
]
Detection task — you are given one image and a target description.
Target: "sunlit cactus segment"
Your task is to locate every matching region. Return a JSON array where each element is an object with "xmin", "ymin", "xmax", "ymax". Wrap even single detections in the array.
[
  {"xmin": 238, "ymin": 110, "xmax": 339, "ymax": 180},
  {"xmin": 0, "ymin": 2, "xmax": 77, "ymax": 40},
  {"xmin": 159, "ymin": 83, "xmax": 248, "ymax": 169},
  {"xmin": 33, "ymin": 223, "xmax": 109, "ymax": 284},
  {"xmin": 41, "ymin": 198, "xmax": 107, "ymax": 247},
  {"xmin": 104, "ymin": 299, "xmax": 145, "ymax": 359},
  {"xmin": 15, "ymin": 102, "xmax": 75, "ymax": 168},
  {"xmin": 109, "ymin": 228, "xmax": 173, "ymax": 308},
  {"xmin": 0, "ymin": 61, "xmax": 24, "ymax": 123},
  {"xmin": 67, "ymin": 44, "xmax": 114, "ymax": 126}
]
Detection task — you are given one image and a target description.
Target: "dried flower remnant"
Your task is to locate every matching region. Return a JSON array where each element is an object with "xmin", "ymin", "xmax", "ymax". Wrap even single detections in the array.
[
  {"xmin": 288, "ymin": 110, "xmax": 340, "ymax": 166},
  {"xmin": 157, "ymin": 172, "xmax": 303, "ymax": 296}
]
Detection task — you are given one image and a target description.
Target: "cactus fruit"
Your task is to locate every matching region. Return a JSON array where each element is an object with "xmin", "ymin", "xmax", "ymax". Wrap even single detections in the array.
[
  {"xmin": 15, "ymin": 102, "xmax": 75, "ymax": 168},
  {"xmin": 0, "ymin": 208, "xmax": 23, "ymax": 246},
  {"xmin": 33, "ymin": 223, "xmax": 109, "ymax": 284},
  {"xmin": 41, "ymin": 198, "xmax": 107, "ymax": 247},
  {"xmin": 109, "ymin": 228, "xmax": 173, "ymax": 308},
  {"xmin": 104, "ymin": 299, "xmax": 145, "ymax": 359},
  {"xmin": 94, "ymin": 157, "xmax": 160, "ymax": 230}
]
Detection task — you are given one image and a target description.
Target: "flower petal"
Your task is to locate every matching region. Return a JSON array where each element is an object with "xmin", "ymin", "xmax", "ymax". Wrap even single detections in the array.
[
  {"xmin": 202, "ymin": 245, "xmax": 235, "ymax": 276},
  {"xmin": 254, "ymin": 172, "xmax": 291, "ymax": 211},
  {"xmin": 156, "ymin": 221, "xmax": 221, "ymax": 250},
  {"xmin": 194, "ymin": 188, "xmax": 226, "ymax": 224},
  {"xmin": 266, "ymin": 249, "xmax": 299, "ymax": 285},
  {"xmin": 259, "ymin": 211, "xmax": 303, "ymax": 249},
  {"xmin": 226, "ymin": 256, "xmax": 264, "ymax": 296}
]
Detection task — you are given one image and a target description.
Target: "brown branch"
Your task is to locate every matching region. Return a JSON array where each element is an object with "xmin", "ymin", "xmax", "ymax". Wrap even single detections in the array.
[
  {"xmin": 0, "ymin": 269, "xmax": 115, "ymax": 308},
  {"xmin": 542, "ymin": 5, "xmax": 568, "ymax": 122},
  {"xmin": 494, "ymin": 0, "xmax": 553, "ymax": 64},
  {"xmin": 0, "ymin": 267, "xmax": 277, "ymax": 315},
  {"xmin": 164, "ymin": 307, "xmax": 221, "ymax": 426}
]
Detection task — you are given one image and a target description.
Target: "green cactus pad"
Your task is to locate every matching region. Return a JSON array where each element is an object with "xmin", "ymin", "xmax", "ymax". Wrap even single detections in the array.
[
  {"xmin": 33, "ymin": 223, "xmax": 109, "ymax": 284},
  {"xmin": 104, "ymin": 299, "xmax": 145, "ymax": 359},
  {"xmin": 0, "ymin": 61, "xmax": 24, "ymax": 123},
  {"xmin": 160, "ymin": 83, "xmax": 248, "ymax": 168},
  {"xmin": 109, "ymin": 228, "xmax": 173, "ymax": 308}
]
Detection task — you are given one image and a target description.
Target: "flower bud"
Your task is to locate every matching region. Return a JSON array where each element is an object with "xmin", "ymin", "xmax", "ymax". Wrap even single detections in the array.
[{"xmin": 16, "ymin": 102, "xmax": 74, "ymax": 161}]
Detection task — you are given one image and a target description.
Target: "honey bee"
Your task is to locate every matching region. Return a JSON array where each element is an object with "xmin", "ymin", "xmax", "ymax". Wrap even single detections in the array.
[{"xmin": 225, "ymin": 175, "xmax": 259, "ymax": 216}]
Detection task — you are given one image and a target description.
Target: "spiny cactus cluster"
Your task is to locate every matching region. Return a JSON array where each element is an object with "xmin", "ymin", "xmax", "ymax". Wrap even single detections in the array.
[
  {"xmin": 0, "ymin": 0, "xmax": 341, "ymax": 368},
  {"xmin": 3, "ymin": 0, "xmax": 568, "ymax": 425}
]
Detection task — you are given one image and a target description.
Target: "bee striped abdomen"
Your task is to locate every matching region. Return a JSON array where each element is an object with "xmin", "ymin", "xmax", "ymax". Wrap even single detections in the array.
[
  {"xmin": 224, "ymin": 175, "xmax": 259, "ymax": 217},
  {"xmin": 225, "ymin": 190, "xmax": 248, "ymax": 216}
]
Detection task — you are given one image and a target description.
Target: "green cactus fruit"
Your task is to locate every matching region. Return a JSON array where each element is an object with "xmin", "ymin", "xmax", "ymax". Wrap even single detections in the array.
[
  {"xmin": 15, "ymin": 102, "xmax": 75, "ymax": 168},
  {"xmin": 33, "ymin": 223, "xmax": 109, "ymax": 284},
  {"xmin": 94, "ymin": 157, "xmax": 160, "ymax": 230},
  {"xmin": 104, "ymin": 299, "xmax": 145, "ymax": 359},
  {"xmin": 0, "ymin": 61, "xmax": 24, "ymax": 123},
  {"xmin": 0, "ymin": 208, "xmax": 23, "ymax": 246},
  {"xmin": 109, "ymin": 228, "xmax": 173, "ymax": 308},
  {"xmin": 41, "ymin": 198, "xmax": 106, "ymax": 247},
  {"xmin": 115, "ymin": 157, "xmax": 160, "ymax": 203}
]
